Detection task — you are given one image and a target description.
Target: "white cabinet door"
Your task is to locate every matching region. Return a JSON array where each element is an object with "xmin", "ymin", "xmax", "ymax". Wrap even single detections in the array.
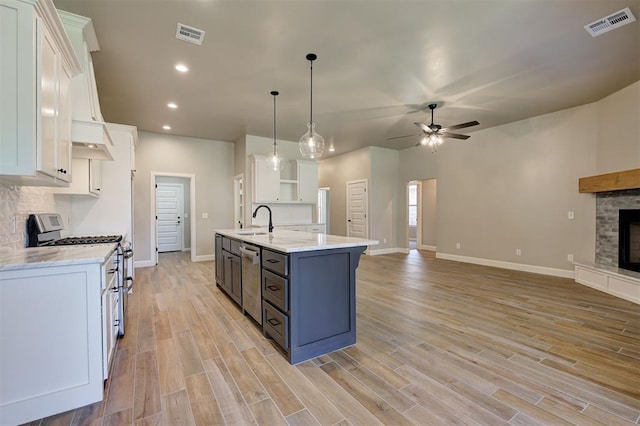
[
  {"xmin": 89, "ymin": 159, "xmax": 102, "ymax": 195},
  {"xmin": 0, "ymin": 0, "xmax": 78, "ymax": 186},
  {"xmin": 297, "ymin": 160, "xmax": 318, "ymax": 203},
  {"xmin": 252, "ymin": 155, "xmax": 280, "ymax": 202}
]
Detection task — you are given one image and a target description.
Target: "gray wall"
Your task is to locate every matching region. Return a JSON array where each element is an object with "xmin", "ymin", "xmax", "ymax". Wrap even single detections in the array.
[
  {"xmin": 134, "ymin": 131, "xmax": 234, "ymax": 263},
  {"xmin": 369, "ymin": 147, "xmax": 399, "ymax": 250},
  {"xmin": 318, "ymin": 147, "xmax": 371, "ymax": 238},
  {"xmin": 421, "ymin": 179, "xmax": 437, "ymax": 248},
  {"xmin": 397, "ymin": 102, "xmax": 598, "ymax": 271}
]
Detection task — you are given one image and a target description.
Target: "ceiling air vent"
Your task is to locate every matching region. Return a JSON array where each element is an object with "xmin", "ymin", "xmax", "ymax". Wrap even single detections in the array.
[
  {"xmin": 176, "ymin": 23, "xmax": 205, "ymax": 45},
  {"xmin": 584, "ymin": 7, "xmax": 636, "ymax": 37}
]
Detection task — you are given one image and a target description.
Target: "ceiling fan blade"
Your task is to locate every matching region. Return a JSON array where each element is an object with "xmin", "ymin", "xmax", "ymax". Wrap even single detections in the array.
[
  {"xmin": 443, "ymin": 120, "xmax": 479, "ymax": 131},
  {"xmin": 442, "ymin": 132, "xmax": 471, "ymax": 140},
  {"xmin": 414, "ymin": 122, "xmax": 433, "ymax": 133},
  {"xmin": 387, "ymin": 133, "xmax": 421, "ymax": 141}
]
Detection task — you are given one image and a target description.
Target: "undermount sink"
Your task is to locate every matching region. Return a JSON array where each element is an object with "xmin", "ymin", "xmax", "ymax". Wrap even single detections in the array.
[{"xmin": 235, "ymin": 230, "xmax": 268, "ymax": 236}]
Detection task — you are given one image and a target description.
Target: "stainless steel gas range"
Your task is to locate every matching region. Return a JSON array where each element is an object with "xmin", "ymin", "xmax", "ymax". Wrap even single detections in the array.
[{"xmin": 26, "ymin": 213, "xmax": 133, "ymax": 337}]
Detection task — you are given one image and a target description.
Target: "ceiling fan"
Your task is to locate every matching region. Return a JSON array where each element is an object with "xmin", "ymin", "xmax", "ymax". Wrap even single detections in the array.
[{"xmin": 388, "ymin": 103, "xmax": 479, "ymax": 151}]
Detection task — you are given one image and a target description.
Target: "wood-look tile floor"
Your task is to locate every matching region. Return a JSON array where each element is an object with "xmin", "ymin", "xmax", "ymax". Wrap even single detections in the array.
[{"xmin": 27, "ymin": 250, "xmax": 639, "ymax": 425}]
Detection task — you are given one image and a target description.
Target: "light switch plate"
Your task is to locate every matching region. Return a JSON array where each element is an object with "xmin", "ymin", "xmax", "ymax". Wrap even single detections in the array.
[{"xmin": 202, "ymin": 213, "xmax": 208, "ymax": 219}]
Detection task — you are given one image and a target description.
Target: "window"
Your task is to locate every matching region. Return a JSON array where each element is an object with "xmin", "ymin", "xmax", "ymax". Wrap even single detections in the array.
[{"xmin": 408, "ymin": 184, "xmax": 417, "ymax": 227}]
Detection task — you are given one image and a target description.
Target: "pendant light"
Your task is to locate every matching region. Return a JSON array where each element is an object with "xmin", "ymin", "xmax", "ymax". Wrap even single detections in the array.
[
  {"xmin": 268, "ymin": 91, "xmax": 283, "ymax": 171},
  {"xmin": 299, "ymin": 53, "xmax": 325, "ymax": 159}
]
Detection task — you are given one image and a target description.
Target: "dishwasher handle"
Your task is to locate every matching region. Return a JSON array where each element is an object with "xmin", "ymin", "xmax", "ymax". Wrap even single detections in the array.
[{"xmin": 240, "ymin": 246, "xmax": 261, "ymax": 264}]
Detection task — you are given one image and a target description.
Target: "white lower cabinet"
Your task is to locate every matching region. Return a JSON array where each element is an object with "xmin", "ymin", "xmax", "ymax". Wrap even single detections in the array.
[{"xmin": 0, "ymin": 257, "xmax": 111, "ymax": 425}]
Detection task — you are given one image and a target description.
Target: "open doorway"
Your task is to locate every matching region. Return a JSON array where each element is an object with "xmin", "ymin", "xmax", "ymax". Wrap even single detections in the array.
[
  {"xmin": 234, "ymin": 174, "xmax": 244, "ymax": 229},
  {"xmin": 407, "ymin": 179, "xmax": 437, "ymax": 251},
  {"xmin": 318, "ymin": 187, "xmax": 330, "ymax": 233},
  {"xmin": 150, "ymin": 172, "xmax": 196, "ymax": 265}
]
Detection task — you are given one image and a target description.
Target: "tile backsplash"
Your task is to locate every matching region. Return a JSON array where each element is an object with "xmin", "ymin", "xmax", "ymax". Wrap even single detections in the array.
[{"xmin": 0, "ymin": 184, "xmax": 71, "ymax": 249}]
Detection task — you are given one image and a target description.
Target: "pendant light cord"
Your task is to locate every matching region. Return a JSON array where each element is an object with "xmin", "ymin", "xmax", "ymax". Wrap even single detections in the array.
[
  {"xmin": 272, "ymin": 91, "xmax": 278, "ymax": 155},
  {"xmin": 309, "ymin": 58, "xmax": 313, "ymax": 124}
]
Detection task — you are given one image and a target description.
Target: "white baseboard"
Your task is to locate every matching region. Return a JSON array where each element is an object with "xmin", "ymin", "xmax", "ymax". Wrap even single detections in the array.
[
  {"xmin": 418, "ymin": 245, "xmax": 436, "ymax": 251},
  {"xmin": 193, "ymin": 254, "xmax": 214, "ymax": 262},
  {"xmin": 134, "ymin": 260, "xmax": 155, "ymax": 268},
  {"xmin": 436, "ymin": 252, "xmax": 575, "ymax": 279},
  {"xmin": 369, "ymin": 247, "xmax": 408, "ymax": 256}
]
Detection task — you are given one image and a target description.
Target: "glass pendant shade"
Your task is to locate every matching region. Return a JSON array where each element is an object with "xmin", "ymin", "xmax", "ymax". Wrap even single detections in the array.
[
  {"xmin": 299, "ymin": 53, "xmax": 324, "ymax": 159},
  {"xmin": 299, "ymin": 122, "xmax": 325, "ymax": 159},
  {"xmin": 268, "ymin": 90, "xmax": 283, "ymax": 171}
]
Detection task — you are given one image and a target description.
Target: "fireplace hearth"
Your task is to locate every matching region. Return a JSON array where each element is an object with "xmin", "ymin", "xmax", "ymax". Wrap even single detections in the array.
[{"xmin": 619, "ymin": 209, "xmax": 640, "ymax": 273}]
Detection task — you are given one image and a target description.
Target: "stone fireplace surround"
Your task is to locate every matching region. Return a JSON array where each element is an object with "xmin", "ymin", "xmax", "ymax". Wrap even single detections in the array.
[{"xmin": 575, "ymin": 188, "xmax": 640, "ymax": 304}]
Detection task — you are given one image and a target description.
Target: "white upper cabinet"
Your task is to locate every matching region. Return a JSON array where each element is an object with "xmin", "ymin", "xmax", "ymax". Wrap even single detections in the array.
[
  {"xmin": 53, "ymin": 158, "xmax": 101, "ymax": 197},
  {"xmin": 250, "ymin": 155, "xmax": 319, "ymax": 203},
  {"xmin": 297, "ymin": 160, "xmax": 318, "ymax": 203},
  {"xmin": 0, "ymin": 0, "xmax": 81, "ymax": 186},
  {"xmin": 58, "ymin": 10, "xmax": 114, "ymax": 161},
  {"xmin": 251, "ymin": 155, "xmax": 280, "ymax": 202}
]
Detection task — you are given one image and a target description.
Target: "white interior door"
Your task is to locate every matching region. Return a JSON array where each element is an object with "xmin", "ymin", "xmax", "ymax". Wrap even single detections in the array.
[
  {"xmin": 347, "ymin": 180, "xmax": 368, "ymax": 238},
  {"xmin": 156, "ymin": 183, "xmax": 183, "ymax": 252}
]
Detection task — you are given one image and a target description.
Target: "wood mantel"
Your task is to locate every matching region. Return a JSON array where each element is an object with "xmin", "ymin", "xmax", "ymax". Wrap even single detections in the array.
[{"xmin": 579, "ymin": 168, "xmax": 640, "ymax": 193}]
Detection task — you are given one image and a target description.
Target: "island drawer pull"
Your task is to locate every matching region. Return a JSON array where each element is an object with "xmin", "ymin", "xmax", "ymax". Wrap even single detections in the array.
[
  {"xmin": 267, "ymin": 285, "xmax": 280, "ymax": 291},
  {"xmin": 266, "ymin": 259, "xmax": 279, "ymax": 264}
]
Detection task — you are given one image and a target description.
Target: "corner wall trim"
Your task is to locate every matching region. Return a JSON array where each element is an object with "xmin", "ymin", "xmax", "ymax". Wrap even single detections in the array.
[
  {"xmin": 134, "ymin": 260, "xmax": 156, "ymax": 269},
  {"xmin": 369, "ymin": 247, "xmax": 407, "ymax": 256},
  {"xmin": 193, "ymin": 254, "xmax": 214, "ymax": 262},
  {"xmin": 436, "ymin": 252, "xmax": 575, "ymax": 279}
]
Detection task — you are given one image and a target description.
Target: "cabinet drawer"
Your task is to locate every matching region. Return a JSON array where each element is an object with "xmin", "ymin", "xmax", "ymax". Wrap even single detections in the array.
[
  {"xmin": 263, "ymin": 301, "xmax": 289, "ymax": 349},
  {"xmin": 263, "ymin": 269, "xmax": 289, "ymax": 312},
  {"xmin": 262, "ymin": 249, "xmax": 288, "ymax": 276},
  {"xmin": 222, "ymin": 237, "xmax": 231, "ymax": 252},
  {"xmin": 229, "ymin": 239, "xmax": 242, "ymax": 256}
]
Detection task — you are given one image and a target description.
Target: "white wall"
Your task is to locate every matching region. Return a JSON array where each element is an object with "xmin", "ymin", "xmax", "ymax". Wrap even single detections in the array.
[{"xmin": 134, "ymin": 131, "xmax": 234, "ymax": 264}]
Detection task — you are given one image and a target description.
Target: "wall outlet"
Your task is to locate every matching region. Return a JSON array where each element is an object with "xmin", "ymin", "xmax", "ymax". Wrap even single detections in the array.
[
  {"xmin": 516, "ymin": 248, "xmax": 522, "ymax": 256},
  {"xmin": 568, "ymin": 211, "xmax": 574, "ymax": 220},
  {"xmin": 567, "ymin": 254, "xmax": 574, "ymax": 262},
  {"xmin": 456, "ymin": 243, "xmax": 461, "ymax": 249},
  {"xmin": 383, "ymin": 238, "xmax": 387, "ymax": 244},
  {"xmin": 202, "ymin": 213, "xmax": 208, "ymax": 219}
]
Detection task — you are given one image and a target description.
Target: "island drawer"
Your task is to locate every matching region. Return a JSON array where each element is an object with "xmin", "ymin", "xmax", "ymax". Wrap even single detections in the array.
[
  {"xmin": 263, "ymin": 269, "xmax": 289, "ymax": 312},
  {"xmin": 222, "ymin": 237, "xmax": 241, "ymax": 256},
  {"xmin": 263, "ymin": 301, "xmax": 288, "ymax": 349},
  {"xmin": 262, "ymin": 249, "xmax": 288, "ymax": 276}
]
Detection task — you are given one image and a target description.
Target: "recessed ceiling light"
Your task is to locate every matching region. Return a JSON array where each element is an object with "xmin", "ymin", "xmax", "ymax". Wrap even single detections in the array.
[
  {"xmin": 167, "ymin": 102, "xmax": 178, "ymax": 109},
  {"xmin": 162, "ymin": 125, "xmax": 171, "ymax": 130},
  {"xmin": 175, "ymin": 64, "xmax": 188, "ymax": 73},
  {"xmin": 87, "ymin": 143, "xmax": 97, "ymax": 149}
]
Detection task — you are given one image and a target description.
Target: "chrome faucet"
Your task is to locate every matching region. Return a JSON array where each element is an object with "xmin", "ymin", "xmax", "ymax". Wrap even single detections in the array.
[{"xmin": 252, "ymin": 205, "xmax": 274, "ymax": 233}]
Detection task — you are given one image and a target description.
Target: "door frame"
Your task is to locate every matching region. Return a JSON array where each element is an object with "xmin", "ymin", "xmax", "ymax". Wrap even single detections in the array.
[
  {"xmin": 150, "ymin": 172, "xmax": 196, "ymax": 265},
  {"xmin": 234, "ymin": 174, "xmax": 244, "ymax": 229},
  {"xmin": 155, "ymin": 182, "xmax": 184, "ymax": 253},
  {"xmin": 346, "ymin": 179, "xmax": 369, "ymax": 239},
  {"xmin": 407, "ymin": 180, "xmax": 423, "ymax": 250}
]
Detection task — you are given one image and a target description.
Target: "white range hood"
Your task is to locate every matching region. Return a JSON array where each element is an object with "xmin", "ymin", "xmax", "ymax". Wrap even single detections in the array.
[
  {"xmin": 59, "ymin": 10, "xmax": 114, "ymax": 161},
  {"xmin": 71, "ymin": 120, "xmax": 114, "ymax": 160}
]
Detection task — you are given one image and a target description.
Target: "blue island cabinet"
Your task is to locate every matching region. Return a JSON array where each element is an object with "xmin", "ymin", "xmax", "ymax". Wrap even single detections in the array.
[{"xmin": 261, "ymin": 246, "xmax": 367, "ymax": 364}]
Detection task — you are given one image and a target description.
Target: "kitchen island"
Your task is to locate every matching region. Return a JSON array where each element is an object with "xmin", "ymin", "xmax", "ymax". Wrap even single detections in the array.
[{"xmin": 215, "ymin": 229, "xmax": 377, "ymax": 364}]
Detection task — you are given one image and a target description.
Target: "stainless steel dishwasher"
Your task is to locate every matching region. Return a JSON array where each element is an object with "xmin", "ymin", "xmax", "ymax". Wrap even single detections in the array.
[{"xmin": 240, "ymin": 243, "xmax": 262, "ymax": 324}]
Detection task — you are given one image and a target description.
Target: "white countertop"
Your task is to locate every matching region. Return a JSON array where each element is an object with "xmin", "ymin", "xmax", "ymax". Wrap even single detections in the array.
[
  {"xmin": 0, "ymin": 244, "xmax": 118, "ymax": 272},
  {"xmin": 215, "ymin": 229, "xmax": 378, "ymax": 253}
]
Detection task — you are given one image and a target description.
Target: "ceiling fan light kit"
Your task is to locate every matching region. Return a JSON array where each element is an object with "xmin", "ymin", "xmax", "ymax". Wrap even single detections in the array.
[
  {"xmin": 268, "ymin": 91, "xmax": 284, "ymax": 171},
  {"xmin": 387, "ymin": 103, "xmax": 479, "ymax": 151},
  {"xmin": 299, "ymin": 53, "xmax": 325, "ymax": 160}
]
